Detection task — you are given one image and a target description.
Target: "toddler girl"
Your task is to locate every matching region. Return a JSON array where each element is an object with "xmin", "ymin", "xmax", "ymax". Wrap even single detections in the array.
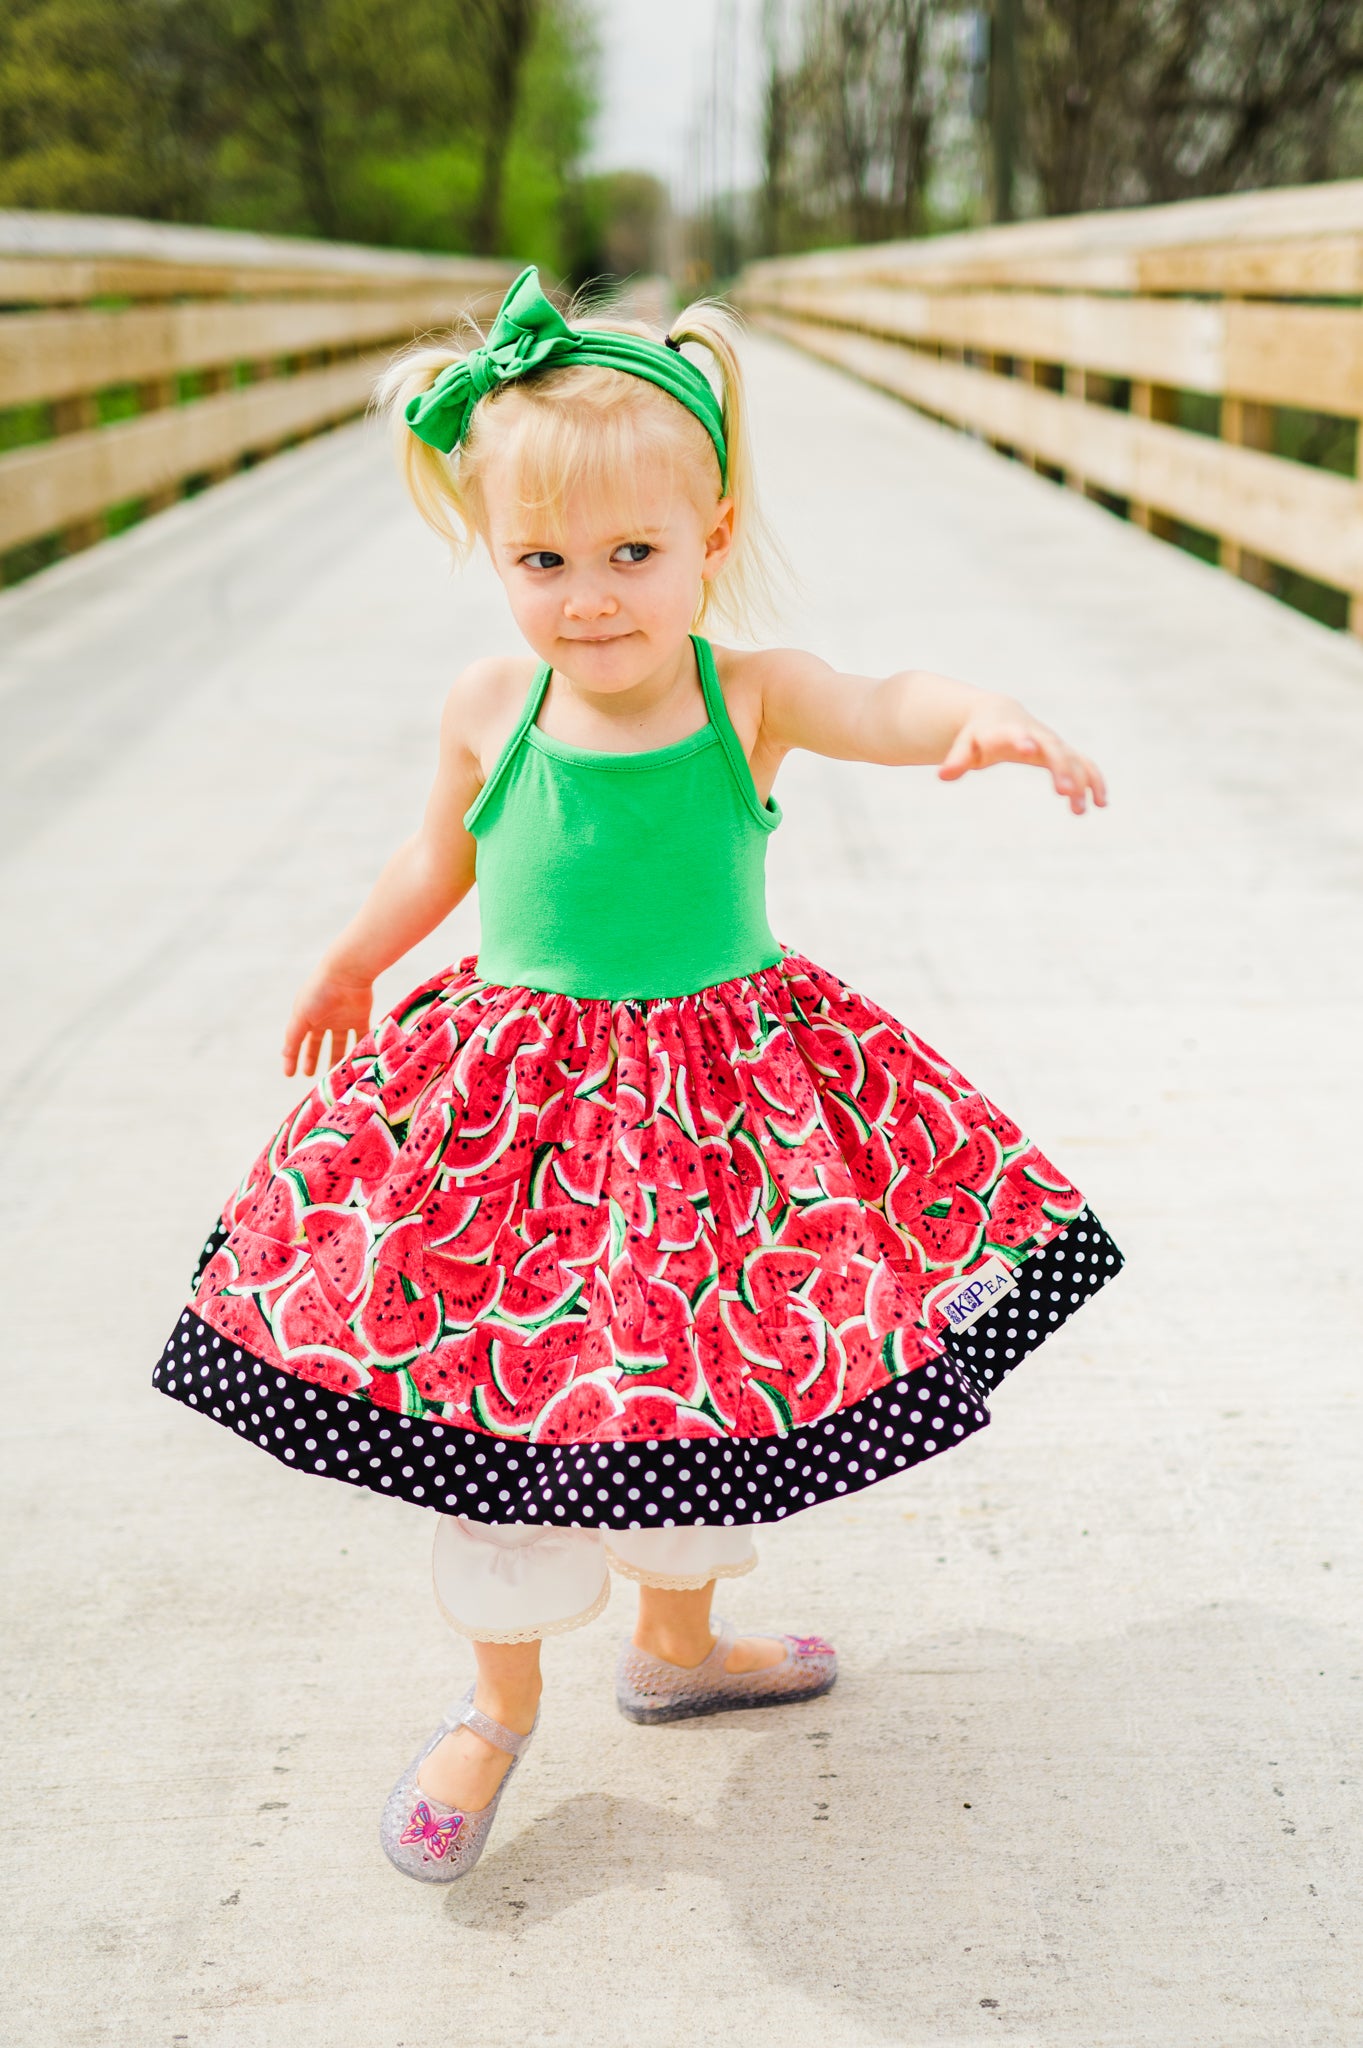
[{"xmin": 154, "ymin": 266, "xmax": 1122, "ymax": 1882}]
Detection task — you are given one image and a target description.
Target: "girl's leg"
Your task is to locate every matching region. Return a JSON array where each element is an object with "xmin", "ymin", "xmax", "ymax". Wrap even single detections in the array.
[
  {"xmin": 418, "ymin": 1637, "xmax": 543, "ymax": 1810},
  {"xmin": 418, "ymin": 1516, "xmax": 608, "ymax": 1812},
  {"xmin": 633, "ymin": 1581, "xmax": 787, "ymax": 1673},
  {"xmin": 611, "ymin": 1528, "xmax": 787, "ymax": 1673}
]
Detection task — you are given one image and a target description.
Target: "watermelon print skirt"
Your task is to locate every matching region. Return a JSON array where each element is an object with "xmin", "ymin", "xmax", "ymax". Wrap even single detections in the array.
[{"xmin": 154, "ymin": 953, "xmax": 1122, "ymax": 1527}]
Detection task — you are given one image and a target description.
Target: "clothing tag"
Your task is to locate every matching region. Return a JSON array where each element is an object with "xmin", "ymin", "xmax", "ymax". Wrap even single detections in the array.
[{"xmin": 938, "ymin": 1257, "xmax": 1019, "ymax": 1332}]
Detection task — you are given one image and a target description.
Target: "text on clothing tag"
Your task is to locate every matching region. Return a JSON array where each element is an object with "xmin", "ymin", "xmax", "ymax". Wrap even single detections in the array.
[{"xmin": 938, "ymin": 1257, "xmax": 1019, "ymax": 1333}]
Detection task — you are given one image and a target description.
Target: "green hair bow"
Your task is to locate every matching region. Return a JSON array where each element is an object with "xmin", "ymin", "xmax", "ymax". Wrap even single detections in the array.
[{"xmin": 403, "ymin": 265, "xmax": 728, "ymax": 487}]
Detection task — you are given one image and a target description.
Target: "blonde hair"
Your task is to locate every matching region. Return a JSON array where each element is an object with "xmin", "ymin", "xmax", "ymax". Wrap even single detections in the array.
[{"xmin": 371, "ymin": 291, "xmax": 784, "ymax": 634}]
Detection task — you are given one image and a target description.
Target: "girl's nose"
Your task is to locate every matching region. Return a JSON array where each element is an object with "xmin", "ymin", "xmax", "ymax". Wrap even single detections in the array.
[{"xmin": 562, "ymin": 586, "xmax": 619, "ymax": 622}]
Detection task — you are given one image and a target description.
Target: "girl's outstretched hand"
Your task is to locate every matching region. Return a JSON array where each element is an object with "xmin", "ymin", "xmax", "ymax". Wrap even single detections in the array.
[
  {"xmin": 938, "ymin": 704, "xmax": 1107, "ymax": 814},
  {"xmin": 282, "ymin": 966, "xmax": 374, "ymax": 1079}
]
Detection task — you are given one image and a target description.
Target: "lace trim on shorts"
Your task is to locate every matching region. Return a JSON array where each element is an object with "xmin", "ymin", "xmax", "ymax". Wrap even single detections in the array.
[
  {"xmin": 603, "ymin": 1547, "xmax": 759, "ymax": 1590},
  {"xmin": 432, "ymin": 1569, "xmax": 611, "ymax": 1644}
]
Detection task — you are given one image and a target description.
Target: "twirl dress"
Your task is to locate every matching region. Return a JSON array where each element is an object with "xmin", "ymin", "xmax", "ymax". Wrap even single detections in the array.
[{"xmin": 155, "ymin": 636, "xmax": 1123, "ymax": 1525}]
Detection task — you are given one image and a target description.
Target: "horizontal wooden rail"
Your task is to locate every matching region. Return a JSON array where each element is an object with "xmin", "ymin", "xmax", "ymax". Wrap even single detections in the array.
[
  {"xmin": 0, "ymin": 255, "xmax": 497, "ymax": 304},
  {"xmin": 0, "ymin": 211, "xmax": 513, "ymax": 580},
  {"xmin": 750, "ymin": 230, "xmax": 1363, "ymax": 299},
  {"xmin": 753, "ymin": 286, "xmax": 1363, "ymax": 418},
  {"xmin": 739, "ymin": 181, "xmax": 1363, "ymax": 635},
  {"xmin": 745, "ymin": 180, "xmax": 1363, "ymax": 296},
  {"xmin": 0, "ymin": 209, "xmax": 505, "ymax": 304},
  {"xmin": 0, "ymin": 357, "xmax": 382, "ymax": 554},
  {"xmin": 0, "ymin": 293, "xmax": 485, "ymax": 411}
]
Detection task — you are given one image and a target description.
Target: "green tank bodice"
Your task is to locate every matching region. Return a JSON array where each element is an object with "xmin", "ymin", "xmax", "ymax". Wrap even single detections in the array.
[{"xmin": 465, "ymin": 634, "xmax": 782, "ymax": 1001}]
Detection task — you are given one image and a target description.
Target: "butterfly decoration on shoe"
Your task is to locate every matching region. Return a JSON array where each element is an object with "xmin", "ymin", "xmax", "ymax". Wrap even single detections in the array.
[
  {"xmin": 400, "ymin": 1799, "xmax": 465, "ymax": 1858},
  {"xmin": 787, "ymin": 1634, "xmax": 835, "ymax": 1657}
]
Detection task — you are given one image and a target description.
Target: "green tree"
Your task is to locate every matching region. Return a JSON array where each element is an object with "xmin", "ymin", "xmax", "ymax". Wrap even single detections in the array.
[
  {"xmin": 0, "ymin": 0, "xmax": 222, "ymax": 220},
  {"xmin": 466, "ymin": 0, "xmax": 539, "ymax": 256},
  {"xmin": 0, "ymin": 0, "xmax": 600, "ymax": 264}
]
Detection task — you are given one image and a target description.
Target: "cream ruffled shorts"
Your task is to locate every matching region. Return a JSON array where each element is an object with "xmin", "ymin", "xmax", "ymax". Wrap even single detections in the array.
[{"xmin": 433, "ymin": 1518, "xmax": 759, "ymax": 1643}]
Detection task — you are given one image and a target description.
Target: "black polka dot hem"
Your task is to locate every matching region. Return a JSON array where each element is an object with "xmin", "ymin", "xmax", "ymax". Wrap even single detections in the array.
[
  {"xmin": 942, "ymin": 1211, "xmax": 1122, "ymax": 1397},
  {"xmin": 154, "ymin": 1211, "xmax": 1121, "ymax": 1527}
]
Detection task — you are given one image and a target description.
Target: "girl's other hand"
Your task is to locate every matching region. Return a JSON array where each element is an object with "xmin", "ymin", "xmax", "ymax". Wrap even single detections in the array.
[
  {"xmin": 282, "ymin": 966, "xmax": 374, "ymax": 1078},
  {"xmin": 938, "ymin": 703, "xmax": 1107, "ymax": 815}
]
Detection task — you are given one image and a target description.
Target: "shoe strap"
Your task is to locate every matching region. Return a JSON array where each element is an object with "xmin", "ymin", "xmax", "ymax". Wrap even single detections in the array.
[{"xmin": 456, "ymin": 1697, "xmax": 536, "ymax": 1759}]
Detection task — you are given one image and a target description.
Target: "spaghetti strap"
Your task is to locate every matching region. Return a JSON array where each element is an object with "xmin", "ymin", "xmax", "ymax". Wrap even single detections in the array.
[
  {"xmin": 692, "ymin": 634, "xmax": 780, "ymax": 834},
  {"xmin": 463, "ymin": 662, "xmax": 553, "ymax": 830}
]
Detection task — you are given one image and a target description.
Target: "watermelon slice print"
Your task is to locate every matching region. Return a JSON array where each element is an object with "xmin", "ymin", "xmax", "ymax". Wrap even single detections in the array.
[{"xmin": 189, "ymin": 952, "xmax": 1086, "ymax": 1450}]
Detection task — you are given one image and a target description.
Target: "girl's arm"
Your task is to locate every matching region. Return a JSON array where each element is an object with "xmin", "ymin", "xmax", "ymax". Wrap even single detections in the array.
[
  {"xmin": 281, "ymin": 664, "xmax": 501, "ymax": 1078},
  {"xmin": 747, "ymin": 649, "xmax": 1106, "ymax": 814}
]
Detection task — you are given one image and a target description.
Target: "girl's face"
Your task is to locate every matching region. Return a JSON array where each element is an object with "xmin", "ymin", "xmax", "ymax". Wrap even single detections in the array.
[{"xmin": 483, "ymin": 457, "xmax": 735, "ymax": 694}]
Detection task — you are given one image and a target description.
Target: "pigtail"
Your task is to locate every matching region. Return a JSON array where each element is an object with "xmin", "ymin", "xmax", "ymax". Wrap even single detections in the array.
[
  {"xmin": 370, "ymin": 335, "xmax": 480, "ymax": 562},
  {"xmin": 663, "ymin": 299, "xmax": 789, "ymax": 635}
]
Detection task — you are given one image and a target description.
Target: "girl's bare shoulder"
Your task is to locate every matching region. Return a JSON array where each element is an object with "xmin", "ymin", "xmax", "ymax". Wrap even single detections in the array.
[
  {"xmin": 709, "ymin": 642, "xmax": 832, "ymax": 740},
  {"xmin": 441, "ymin": 653, "xmax": 540, "ymax": 767}
]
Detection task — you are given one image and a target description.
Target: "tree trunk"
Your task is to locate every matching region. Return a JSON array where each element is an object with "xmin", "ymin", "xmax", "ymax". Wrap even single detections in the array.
[
  {"xmin": 274, "ymin": 0, "xmax": 338, "ymax": 239},
  {"xmin": 890, "ymin": 0, "xmax": 929, "ymax": 233},
  {"xmin": 761, "ymin": 0, "xmax": 789, "ymax": 256},
  {"xmin": 989, "ymin": 0, "xmax": 1020, "ymax": 221},
  {"xmin": 470, "ymin": 0, "xmax": 539, "ymax": 257}
]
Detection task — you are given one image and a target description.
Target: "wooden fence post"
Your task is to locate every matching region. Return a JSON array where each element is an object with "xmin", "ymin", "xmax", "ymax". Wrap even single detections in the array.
[
  {"xmin": 986, "ymin": 351, "xmax": 1013, "ymax": 455},
  {"xmin": 1062, "ymin": 366, "xmax": 1087, "ymax": 495},
  {"xmin": 137, "ymin": 378, "xmax": 181, "ymax": 514},
  {"xmin": 1017, "ymin": 360, "xmax": 1035, "ymax": 468},
  {"xmin": 1130, "ymin": 382, "xmax": 1178, "ymax": 538},
  {"xmin": 49, "ymin": 393, "xmax": 105, "ymax": 553},
  {"xmin": 1221, "ymin": 396, "xmax": 1275, "ymax": 588},
  {"xmin": 1352, "ymin": 415, "xmax": 1363, "ymax": 640}
]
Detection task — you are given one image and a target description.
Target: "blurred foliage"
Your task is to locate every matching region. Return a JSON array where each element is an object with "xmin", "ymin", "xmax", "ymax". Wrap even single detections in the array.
[
  {"xmin": 0, "ymin": 0, "xmax": 601, "ymax": 272},
  {"xmin": 752, "ymin": 0, "xmax": 1363, "ymax": 261},
  {"xmin": 760, "ymin": 0, "xmax": 941, "ymax": 258},
  {"xmin": 1018, "ymin": 0, "xmax": 1363, "ymax": 214},
  {"xmin": 1275, "ymin": 405, "xmax": 1356, "ymax": 479},
  {"xmin": 570, "ymin": 170, "xmax": 670, "ymax": 288}
]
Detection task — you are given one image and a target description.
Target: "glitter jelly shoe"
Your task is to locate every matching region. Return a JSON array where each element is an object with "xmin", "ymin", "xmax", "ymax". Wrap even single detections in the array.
[
  {"xmin": 380, "ymin": 1687, "xmax": 537, "ymax": 1883},
  {"xmin": 615, "ymin": 1618, "xmax": 837, "ymax": 1725}
]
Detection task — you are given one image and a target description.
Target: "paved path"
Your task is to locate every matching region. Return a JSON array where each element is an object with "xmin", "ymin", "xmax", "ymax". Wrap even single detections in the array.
[{"xmin": 3, "ymin": 338, "xmax": 1361, "ymax": 2048}]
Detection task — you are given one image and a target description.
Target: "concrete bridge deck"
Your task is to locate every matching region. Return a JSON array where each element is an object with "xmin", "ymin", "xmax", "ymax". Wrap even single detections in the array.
[{"xmin": 2, "ymin": 337, "xmax": 1361, "ymax": 2048}]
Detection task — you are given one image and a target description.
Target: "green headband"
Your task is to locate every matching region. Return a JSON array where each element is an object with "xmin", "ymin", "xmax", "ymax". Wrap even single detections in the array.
[{"xmin": 403, "ymin": 265, "xmax": 728, "ymax": 488}]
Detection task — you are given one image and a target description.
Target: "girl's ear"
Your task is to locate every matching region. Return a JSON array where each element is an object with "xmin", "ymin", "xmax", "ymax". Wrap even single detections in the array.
[{"xmin": 701, "ymin": 497, "xmax": 737, "ymax": 581}]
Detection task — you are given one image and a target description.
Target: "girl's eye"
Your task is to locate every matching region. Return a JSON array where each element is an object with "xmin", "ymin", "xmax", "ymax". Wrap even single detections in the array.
[
  {"xmin": 613, "ymin": 542, "xmax": 652, "ymax": 564},
  {"xmin": 520, "ymin": 550, "xmax": 564, "ymax": 570}
]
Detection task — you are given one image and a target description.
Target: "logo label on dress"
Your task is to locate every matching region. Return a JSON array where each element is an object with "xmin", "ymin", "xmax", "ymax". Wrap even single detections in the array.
[{"xmin": 938, "ymin": 1257, "xmax": 1018, "ymax": 1332}]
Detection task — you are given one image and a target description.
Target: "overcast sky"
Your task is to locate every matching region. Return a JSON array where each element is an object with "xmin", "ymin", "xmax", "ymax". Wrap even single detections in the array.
[{"xmin": 585, "ymin": 0, "xmax": 764, "ymax": 195}]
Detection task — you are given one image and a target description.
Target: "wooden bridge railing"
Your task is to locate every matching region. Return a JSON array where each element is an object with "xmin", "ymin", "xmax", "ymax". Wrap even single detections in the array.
[
  {"xmin": 738, "ymin": 182, "xmax": 1363, "ymax": 635},
  {"xmin": 0, "ymin": 213, "xmax": 513, "ymax": 582}
]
